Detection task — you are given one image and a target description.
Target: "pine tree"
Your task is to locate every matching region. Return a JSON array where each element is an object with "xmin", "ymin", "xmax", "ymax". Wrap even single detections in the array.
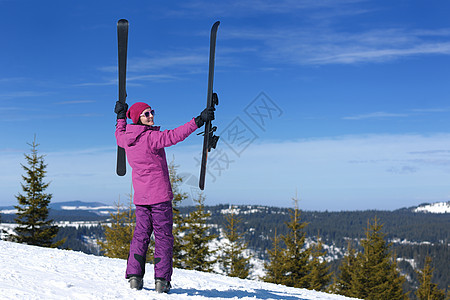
[
  {"xmin": 97, "ymin": 195, "xmax": 135, "ymax": 259},
  {"xmin": 263, "ymin": 195, "xmax": 310, "ymax": 288},
  {"xmin": 0, "ymin": 213, "xmax": 6, "ymax": 241},
  {"xmin": 306, "ymin": 235, "xmax": 332, "ymax": 291},
  {"xmin": 219, "ymin": 206, "xmax": 252, "ymax": 279},
  {"xmin": 13, "ymin": 137, "xmax": 64, "ymax": 248},
  {"xmin": 262, "ymin": 228, "xmax": 285, "ymax": 283},
  {"xmin": 180, "ymin": 193, "xmax": 217, "ymax": 272},
  {"xmin": 279, "ymin": 200, "xmax": 311, "ymax": 288},
  {"xmin": 169, "ymin": 160, "xmax": 188, "ymax": 268},
  {"xmin": 350, "ymin": 217, "xmax": 408, "ymax": 300},
  {"xmin": 329, "ymin": 241, "xmax": 358, "ymax": 296},
  {"xmin": 416, "ymin": 256, "xmax": 446, "ymax": 300}
]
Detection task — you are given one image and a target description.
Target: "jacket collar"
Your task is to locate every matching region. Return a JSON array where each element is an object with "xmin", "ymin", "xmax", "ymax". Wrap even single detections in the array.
[{"xmin": 130, "ymin": 124, "xmax": 160, "ymax": 131}]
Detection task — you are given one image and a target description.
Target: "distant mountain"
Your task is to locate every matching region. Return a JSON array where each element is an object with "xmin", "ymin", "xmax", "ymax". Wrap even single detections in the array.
[
  {"xmin": 3, "ymin": 200, "xmax": 450, "ymax": 215},
  {"xmin": 411, "ymin": 201, "xmax": 450, "ymax": 214},
  {"xmin": 0, "ymin": 206, "xmax": 16, "ymax": 214},
  {"xmin": 49, "ymin": 201, "xmax": 116, "ymax": 215},
  {"xmin": 0, "ymin": 201, "xmax": 117, "ymax": 222}
]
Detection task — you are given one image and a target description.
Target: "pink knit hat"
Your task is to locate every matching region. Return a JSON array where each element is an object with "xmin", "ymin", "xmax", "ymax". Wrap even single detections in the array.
[{"xmin": 126, "ymin": 102, "xmax": 151, "ymax": 124}]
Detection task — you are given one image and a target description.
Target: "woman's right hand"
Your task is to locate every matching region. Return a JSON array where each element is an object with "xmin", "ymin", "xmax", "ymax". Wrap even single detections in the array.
[{"xmin": 115, "ymin": 101, "xmax": 128, "ymax": 119}]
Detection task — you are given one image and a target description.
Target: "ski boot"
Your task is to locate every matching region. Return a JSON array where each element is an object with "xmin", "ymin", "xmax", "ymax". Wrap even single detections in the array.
[
  {"xmin": 155, "ymin": 278, "xmax": 171, "ymax": 293},
  {"xmin": 128, "ymin": 276, "xmax": 143, "ymax": 290}
]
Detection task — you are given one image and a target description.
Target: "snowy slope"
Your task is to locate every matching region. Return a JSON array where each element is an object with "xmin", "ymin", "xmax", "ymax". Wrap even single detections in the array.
[
  {"xmin": 413, "ymin": 201, "xmax": 450, "ymax": 213},
  {"xmin": 0, "ymin": 241, "xmax": 357, "ymax": 300}
]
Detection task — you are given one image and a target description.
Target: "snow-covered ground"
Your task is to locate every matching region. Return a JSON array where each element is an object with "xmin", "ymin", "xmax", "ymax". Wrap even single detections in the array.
[
  {"xmin": 413, "ymin": 201, "xmax": 450, "ymax": 213},
  {"xmin": 0, "ymin": 241, "xmax": 358, "ymax": 300}
]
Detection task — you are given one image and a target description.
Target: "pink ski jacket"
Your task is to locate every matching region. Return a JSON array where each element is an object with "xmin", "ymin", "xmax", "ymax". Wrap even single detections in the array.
[{"xmin": 115, "ymin": 118, "xmax": 198, "ymax": 205}]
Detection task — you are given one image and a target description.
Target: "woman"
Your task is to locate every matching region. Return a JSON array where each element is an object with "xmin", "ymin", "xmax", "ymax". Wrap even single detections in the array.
[{"xmin": 114, "ymin": 100, "xmax": 214, "ymax": 293}]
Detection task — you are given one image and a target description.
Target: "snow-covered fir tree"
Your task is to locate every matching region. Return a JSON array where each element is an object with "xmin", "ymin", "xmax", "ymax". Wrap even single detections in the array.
[
  {"xmin": 169, "ymin": 160, "xmax": 188, "ymax": 269},
  {"xmin": 415, "ymin": 256, "xmax": 446, "ymax": 300},
  {"xmin": 97, "ymin": 195, "xmax": 135, "ymax": 259},
  {"xmin": 14, "ymin": 137, "xmax": 64, "ymax": 248},
  {"xmin": 263, "ymin": 196, "xmax": 311, "ymax": 288},
  {"xmin": 262, "ymin": 228, "xmax": 284, "ymax": 283},
  {"xmin": 329, "ymin": 241, "xmax": 357, "ymax": 295},
  {"xmin": 334, "ymin": 217, "xmax": 408, "ymax": 300},
  {"xmin": 306, "ymin": 235, "xmax": 332, "ymax": 291},
  {"xmin": 219, "ymin": 206, "xmax": 252, "ymax": 279},
  {"xmin": 179, "ymin": 193, "xmax": 217, "ymax": 272}
]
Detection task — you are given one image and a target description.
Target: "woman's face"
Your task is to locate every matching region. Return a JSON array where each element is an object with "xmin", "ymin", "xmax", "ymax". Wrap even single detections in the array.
[{"xmin": 140, "ymin": 108, "xmax": 154, "ymax": 126}]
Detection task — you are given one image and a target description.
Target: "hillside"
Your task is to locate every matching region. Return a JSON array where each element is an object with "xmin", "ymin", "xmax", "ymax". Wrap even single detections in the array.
[
  {"xmin": 1, "ymin": 201, "xmax": 448, "ymax": 296},
  {"xmin": 0, "ymin": 240, "xmax": 357, "ymax": 300}
]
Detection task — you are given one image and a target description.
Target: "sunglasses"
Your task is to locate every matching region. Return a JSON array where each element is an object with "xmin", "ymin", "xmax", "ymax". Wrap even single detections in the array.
[{"xmin": 140, "ymin": 110, "xmax": 155, "ymax": 118}]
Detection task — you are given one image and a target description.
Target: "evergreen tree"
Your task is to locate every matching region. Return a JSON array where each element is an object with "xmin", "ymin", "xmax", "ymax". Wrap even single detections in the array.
[
  {"xmin": 219, "ymin": 206, "xmax": 252, "ymax": 279},
  {"xmin": 263, "ymin": 196, "xmax": 310, "ymax": 288},
  {"xmin": 306, "ymin": 235, "xmax": 332, "ymax": 291},
  {"xmin": 0, "ymin": 213, "xmax": 6, "ymax": 241},
  {"xmin": 279, "ymin": 200, "xmax": 311, "ymax": 288},
  {"xmin": 329, "ymin": 241, "xmax": 358, "ymax": 296},
  {"xmin": 169, "ymin": 160, "xmax": 188, "ymax": 268},
  {"xmin": 180, "ymin": 193, "xmax": 217, "ymax": 272},
  {"xmin": 350, "ymin": 217, "xmax": 408, "ymax": 300},
  {"xmin": 97, "ymin": 196, "xmax": 135, "ymax": 259},
  {"xmin": 416, "ymin": 256, "xmax": 445, "ymax": 300},
  {"xmin": 262, "ymin": 229, "xmax": 285, "ymax": 283},
  {"xmin": 13, "ymin": 137, "xmax": 64, "ymax": 248}
]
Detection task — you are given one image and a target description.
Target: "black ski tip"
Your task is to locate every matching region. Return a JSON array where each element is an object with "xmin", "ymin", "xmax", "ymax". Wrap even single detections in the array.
[
  {"xmin": 117, "ymin": 168, "xmax": 126, "ymax": 177},
  {"xmin": 116, "ymin": 146, "xmax": 127, "ymax": 176},
  {"xmin": 118, "ymin": 19, "xmax": 129, "ymax": 26},
  {"xmin": 212, "ymin": 21, "xmax": 220, "ymax": 29}
]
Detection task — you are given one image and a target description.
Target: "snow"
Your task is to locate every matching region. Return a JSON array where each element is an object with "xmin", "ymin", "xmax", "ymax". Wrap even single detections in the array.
[
  {"xmin": 0, "ymin": 223, "xmax": 16, "ymax": 240},
  {"xmin": 55, "ymin": 221, "xmax": 101, "ymax": 228},
  {"xmin": 59, "ymin": 205, "xmax": 116, "ymax": 215},
  {"xmin": 0, "ymin": 209, "xmax": 18, "ymax": 214},
  {"xmin": 60, "ymin": 205, "xmax": 115, "ymax": 211},
  {"xmin": 220, "ymin": 206, "xmax": 265, "ymax": 215},
  {"xmin": 0, "ymin": 241, "xmax": 358, "ymax": 300},
  {"xmin": 413, "ymin": 201, "xmax": 450, "ymax": 213}
]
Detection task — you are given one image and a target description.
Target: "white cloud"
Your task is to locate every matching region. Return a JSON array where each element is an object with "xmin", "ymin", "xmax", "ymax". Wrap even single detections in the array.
[
  {"xmin": 225, "ymin": 26, "xmax": 450, "ymax": 65},
  {"xmin": 305, "ymin": 41, "xmax": 450, "ymax": 65},
  {"xmin": 343, "ymin": 111, "xmax": 410, "ymax": 120},
  {"xmin": 0, "ymin": 91, "xmax": 51, "ymax": 99},
  {"xmin": 176, "ymin": 0, "xmax": 368, "ymax": 18},
  {"xmin": 0, "ymin": 77, "xmax": 28, "ymax": 83},
  {"xmin": 55, "ymin": 100, "xmax": 96, "ymax": 105},
  {"xmin": 411, "ymin": 107, "xmax": 450, "ymax": 113},
  {"xmin": 2, "ymin": 134, "xmax": 450, "ymax": 210},
  {"xmin": 343, "ymin": 107, "xmax": 450, "ymax": 121},
  {"xmin": 0, "ymin": 147, "xmax": 132, "ymax": 206},
  {"xmin": 169, "ymin": 133, "xmax": 450, "ymax": 209}
]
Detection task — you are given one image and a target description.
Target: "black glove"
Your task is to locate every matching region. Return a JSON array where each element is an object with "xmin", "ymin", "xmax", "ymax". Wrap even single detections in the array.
[
  {"xmin": 195, "ymin": 107, "xmax": 215, "ymax": 128},
  {"xmin": 115, "ymin": 101, "xmax": 128, "ymax": 119}
]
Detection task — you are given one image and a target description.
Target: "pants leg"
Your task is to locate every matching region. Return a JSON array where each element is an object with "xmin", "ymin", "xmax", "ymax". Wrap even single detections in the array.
[
  {"xmin": 151, "ymin": 201, "xmax": 174, "ymax": 282},
  {"xmin": 125, "ymin": 205, "xmax": 153, "ymax": 278}
]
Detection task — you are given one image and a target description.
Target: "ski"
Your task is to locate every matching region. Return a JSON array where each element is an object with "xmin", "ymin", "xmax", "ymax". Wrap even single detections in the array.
[
  {"xmin": 199, "ymin": 21, "xmax": 220, "ymax": 190},
  {"xmin": 116, "ymin": 19, "xmax": 128, "ymax": 176}
]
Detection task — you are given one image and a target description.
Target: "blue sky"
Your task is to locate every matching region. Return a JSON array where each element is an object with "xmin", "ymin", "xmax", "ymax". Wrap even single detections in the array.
[{"xmin": 1, "ymin": 0, "xmax": 450, "ymax": 210}]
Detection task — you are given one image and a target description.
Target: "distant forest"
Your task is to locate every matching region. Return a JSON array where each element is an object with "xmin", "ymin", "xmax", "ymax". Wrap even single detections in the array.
[{"xmin": 178, "ymin": 205, "xmax": 449, "ymax": 295}]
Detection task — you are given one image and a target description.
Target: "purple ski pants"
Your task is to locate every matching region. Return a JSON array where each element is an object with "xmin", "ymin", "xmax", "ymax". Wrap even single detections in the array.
[{"xmin": 125, "ymin": 201, "xmax": 174, "ymax": 281}]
